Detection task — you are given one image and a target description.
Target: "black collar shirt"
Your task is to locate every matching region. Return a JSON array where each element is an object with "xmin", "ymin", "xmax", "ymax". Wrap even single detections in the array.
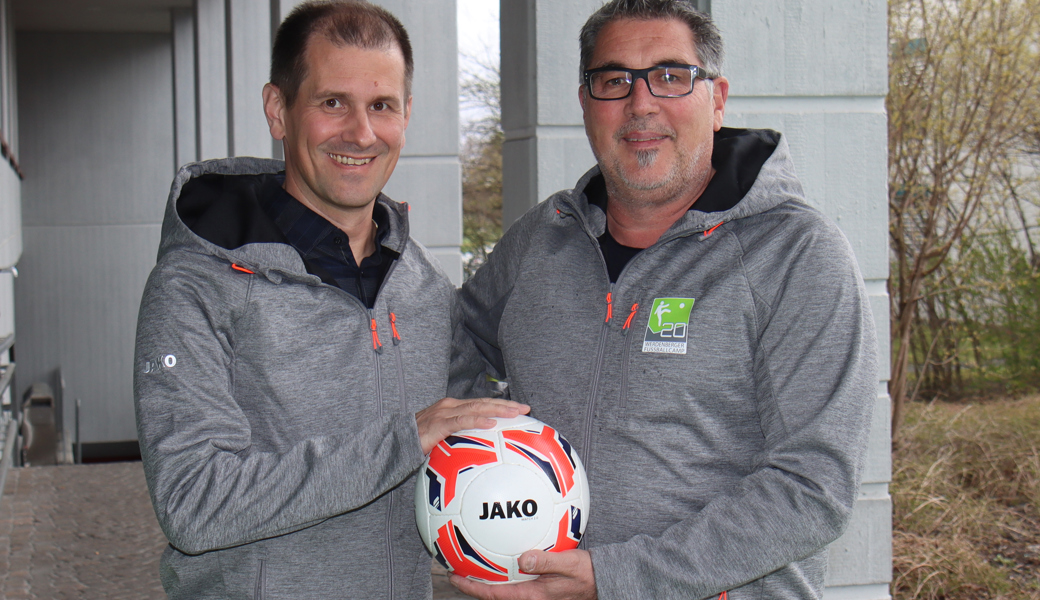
[{"xmin": 262, "ymin": 178, "xmax": 399, "ymax": 309}]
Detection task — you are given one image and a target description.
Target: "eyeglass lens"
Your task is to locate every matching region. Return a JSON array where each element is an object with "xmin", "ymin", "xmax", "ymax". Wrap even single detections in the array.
[{"xmin": 588, "ymin": 67, "xmax": 695, "ymax": 99}]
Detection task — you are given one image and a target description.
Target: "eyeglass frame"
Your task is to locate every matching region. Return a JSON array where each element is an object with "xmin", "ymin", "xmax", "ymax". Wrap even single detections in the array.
[{"xmin": 582, "ymin": 63, "xmax": 716, "ymax": 101}]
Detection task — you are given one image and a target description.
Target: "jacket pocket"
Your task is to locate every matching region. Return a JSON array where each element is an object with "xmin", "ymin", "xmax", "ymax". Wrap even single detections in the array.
[{"xmin": 253, "ymin": 559, "xmax": 266, "ymax": 600}]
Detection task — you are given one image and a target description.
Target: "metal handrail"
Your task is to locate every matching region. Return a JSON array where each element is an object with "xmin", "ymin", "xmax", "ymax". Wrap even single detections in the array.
[
  {"xmin": 0, "ymin": 362, "xmax": 13, "ymax": 398},
  {"xmin": 1, "ymin": 333, "xmax": 13, "ymax": 399}
]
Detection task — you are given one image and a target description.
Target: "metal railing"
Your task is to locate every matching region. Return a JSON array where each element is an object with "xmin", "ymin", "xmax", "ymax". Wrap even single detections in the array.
[{"xmin": 0, "ymin": 333, "xmax": 15, "ymax": 504}]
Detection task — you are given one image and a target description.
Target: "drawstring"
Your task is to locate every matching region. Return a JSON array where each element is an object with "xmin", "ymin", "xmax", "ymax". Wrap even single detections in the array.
[
  {"xmin": 622, "ymin": 303, "xmax": 639, "ymax": 329},
  {"xmin": 231, "ymin": 263, "xmax": 254, "ymax": 274},
  {"xmin": 719, "ymin": 592, "xmax": 728, "ymax": 600},
  {"xmin": 389, "ymin": 312, "xmax": 401, "ymax": 345},
  {"xmin": 703, "ymin": 221, "xmax": 723, "ymax": 237},
  {"xmin": 370, "ymin": 318, "xmax": 383, "ymax": 353},
  {"xmin": 605, "ymin": 292, "xmax": 613, "ymax": 323}
]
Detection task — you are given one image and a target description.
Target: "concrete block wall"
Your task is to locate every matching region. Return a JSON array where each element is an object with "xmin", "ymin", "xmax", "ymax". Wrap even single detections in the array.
[{"xmin": 500, "ymin": 0, "xmax": 891, "ymax": 597}]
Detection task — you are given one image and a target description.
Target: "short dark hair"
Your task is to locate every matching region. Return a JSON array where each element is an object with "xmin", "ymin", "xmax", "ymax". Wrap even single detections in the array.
[
  {"xmin": 579, "ymin": 0, "xmax": 723, "ymax": 80},
  {"xmin": 270, "ymin": 0, "xmax": 414, "ymax": 107}
]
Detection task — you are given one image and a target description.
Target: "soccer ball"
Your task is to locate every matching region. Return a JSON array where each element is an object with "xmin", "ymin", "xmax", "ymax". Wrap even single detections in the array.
[{"xmin": 414, "ymin": 415, "xmax": 590, "ymax": 583}]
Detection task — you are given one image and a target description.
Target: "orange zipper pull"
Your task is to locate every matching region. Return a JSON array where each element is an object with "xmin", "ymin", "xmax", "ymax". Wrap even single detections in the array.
[
  {"xmin": 622, "ymin": 303, "xmax": 639, "ymax": 329},
  {"xmin": 605, "ymin": 292, "xmax": 613, "ymax": 323},
  {"xmin": 370, "ymin": 318, "xmax": 383, "ymax": 352},
  {"xmin": 231, "ymin": 263, "xmax": 254, "ymax": 274},
  {"xmin": 389, "ymin": 312, "xmax": 401, "ymax": 345},
  {"xmin": 703, "ymin": 221, "xmax": 723, "ymax": 237}
]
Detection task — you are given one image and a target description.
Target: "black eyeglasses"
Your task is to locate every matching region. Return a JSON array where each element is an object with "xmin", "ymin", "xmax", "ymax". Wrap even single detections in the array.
[{"xmin": 583, "ymin": 64, "xmax": 715, "ymax": 100}]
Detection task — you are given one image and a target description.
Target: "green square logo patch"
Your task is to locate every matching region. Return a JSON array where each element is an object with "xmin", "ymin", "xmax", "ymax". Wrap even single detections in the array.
[{"xmin": 642, "ymin": 297, "xmax": 695, "ymax": 354}]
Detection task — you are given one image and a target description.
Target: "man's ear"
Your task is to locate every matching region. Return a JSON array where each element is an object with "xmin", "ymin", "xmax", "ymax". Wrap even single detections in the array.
[
  {"xmin": 711, "ymin": 76, "xmax": 729, "ymax": 132},
  {"xmin": 578, "ymin": 85, "xmax": 588, "ymax": 113},
  {"xmin": 263, "ymin": 83, "xmax": 287, "ymax": 140}
]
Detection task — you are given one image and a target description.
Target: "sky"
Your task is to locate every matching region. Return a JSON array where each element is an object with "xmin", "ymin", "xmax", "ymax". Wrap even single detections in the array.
[
  {"xmin": 457, "ymin": 0, "xmax": 500, "ymax": 67},
  {"xmin": 456, "ymin": 0, "xmax": 500, "ymax": 128}
]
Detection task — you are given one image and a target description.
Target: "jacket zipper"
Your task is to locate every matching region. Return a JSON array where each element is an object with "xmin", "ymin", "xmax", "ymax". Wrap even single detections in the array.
[
  {"xmin": 253, "ymin": 558, "xmax": 266, "ymax": 600},
  {"xmin": 581, "ymin": 285, "xmax": 614, "ymax": 465},
  {"xmin": 618, "ymin": 303, "xmax": 639, "ymax": 410},
  {"xmin": 385, "ymin": 489, "xmax": 395, "ymax": 599},
  {"xmin": 369, "ymin": 310, "xmax": 384, "ymax": 418},
  {"xmin": 390, "ymin": 312, "xmax": 407, "ymax": 412}
]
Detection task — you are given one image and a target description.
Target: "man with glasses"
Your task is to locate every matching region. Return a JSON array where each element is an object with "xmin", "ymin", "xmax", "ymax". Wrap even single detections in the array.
[{"xmin": 450, "ymin": 1, "xmax": 877, "ymax": 599}]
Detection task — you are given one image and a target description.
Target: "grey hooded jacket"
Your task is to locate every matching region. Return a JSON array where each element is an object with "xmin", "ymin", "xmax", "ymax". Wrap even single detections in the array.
[
  {"xmin": 135, "ymin": 158, "xmax": 453, "ymax": 599},
  {"xmin": 451, "ymin": 129, "xmax": 879, "ymax": 599}
]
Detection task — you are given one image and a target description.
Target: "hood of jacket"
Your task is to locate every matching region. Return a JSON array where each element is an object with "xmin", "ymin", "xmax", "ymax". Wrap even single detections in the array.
[
  {"xmin": 553, "ymin": 128, "xmax": 806, "ymax": 240},
  {"xmin": 157, "ymin": 157, "xmax": 411, "ymax": 283}
]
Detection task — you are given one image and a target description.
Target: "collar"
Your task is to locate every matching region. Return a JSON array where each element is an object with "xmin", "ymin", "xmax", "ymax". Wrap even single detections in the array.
[
  {"xmin": 262, "ymin": 176, "xmax": 391, "ymax": 257},
  {"xmin": 584, "ymin": 127, "xmax": 780, "ymax": 215}
]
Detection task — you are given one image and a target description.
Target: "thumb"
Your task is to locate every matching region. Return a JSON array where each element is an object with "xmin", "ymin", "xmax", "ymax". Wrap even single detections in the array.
[{"xmin": 518, "ymin": 550, "xmax": 554, "ymax": 574}]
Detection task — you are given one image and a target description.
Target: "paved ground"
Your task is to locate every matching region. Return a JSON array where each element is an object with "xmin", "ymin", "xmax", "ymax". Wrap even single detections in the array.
[{"xmin": 0, "ymin": 462, "xmax": 468, "ymax": 599}]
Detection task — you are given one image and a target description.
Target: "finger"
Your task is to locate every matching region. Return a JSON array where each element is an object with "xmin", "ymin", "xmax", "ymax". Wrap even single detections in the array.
[
  {"xmin": 450, "ymin": 574, "xmax": 530, "ymax": 600},
  {"xmin": 518, "ymin": 549, "xmax": 582, "ymax": 575},
  {"xmin": 462, "ymin": 398, "xmax": 531, "ymax": 418}
]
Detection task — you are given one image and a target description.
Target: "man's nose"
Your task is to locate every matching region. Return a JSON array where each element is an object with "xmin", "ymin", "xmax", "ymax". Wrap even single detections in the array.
[
  {"xmin": 342, "ymin": 109, "xmax": 377, "ymax": 147},
  {"xmin": 625, "ymin": 76, "xmax": 659, "ymax": 116}
]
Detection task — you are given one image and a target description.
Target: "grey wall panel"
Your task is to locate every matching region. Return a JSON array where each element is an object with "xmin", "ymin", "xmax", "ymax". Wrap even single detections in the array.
[
  {"xmin": 825, "ymin": 493, "xmax": 893, "ymax": 588},
  {"xmin": 277, "ymin": 0, "xmax": 309, "ymax": 22},
  {"xmin": 716, "ymin": 0, "xmax": 888, "ymax": 97},
  {"xmin": 228, "ymin": 0, "xmax": 273, "ymax": 158},
  {"xmin": 195, "ymin": 0, "xmax": 229, "ymax": 160},
  {"xmin": 382, "ymin": 157, "xmax": 461, "ymax": 248},
  {"xmin": 427, "ymin": 248, "xmax": 463, "ymax": 287},
  {"xmin": 372, "ymin": 0, "xmax": 459, "ymax": 158},
  {"xmin": 0, "ymin": 162, "xmax": 20, "ymax": 268},
  {"xmin": 17, "ymin": 32, "xmax": 173, "ymax": 227},
  {"xmin": 15, "ymin": 224, "xmax": 162, "ymax": 443},
  {"xmin": 501, "ymin": 0, "xmax": 600, "ymax": 229},
  {"xmin": 173, "ymin": 7, "xmax": 197, "ymax": 168},
  {"xmin": 533, "ymin": 0, "xmax": 602, "ymax": 126},
  {"xmin": 722, "ymin": 103, "xmax": 889, "ymax": 281},
  {"xmin": 0, "ymin": 270, "xmax": 12, "ymax": 337}
]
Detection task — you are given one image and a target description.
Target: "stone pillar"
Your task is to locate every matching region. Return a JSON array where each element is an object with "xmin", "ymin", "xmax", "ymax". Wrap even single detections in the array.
[
  {"xmin": 227, "ymin": 0, "xmax": 274, "ymax": 159},
  {"xmin": 501, "ymin": 1, "xmax": 892, "ymax": 598},
  {"xmin": 172, "ymin": 7, "xmax": 196, "ymax": 168},
  {"xmin": 373, "ymin": 0, "xmax": 463, "ymax": 283},
  {"xmin": 500, "ymin": 0, "xmax": 599, "ymax": 227},
  {"xmin": 194, "ymin": 0, "xmax": 228, "ymax": 160}
]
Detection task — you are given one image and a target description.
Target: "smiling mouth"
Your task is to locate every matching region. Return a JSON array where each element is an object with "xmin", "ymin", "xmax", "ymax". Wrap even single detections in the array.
[
  {"xmin": 625, "ymin": 135, "xmax": 668, "ymax": 142},
  {"xmin": 328, "ymin": 153, "xmax": 372, "ymax": 166}
]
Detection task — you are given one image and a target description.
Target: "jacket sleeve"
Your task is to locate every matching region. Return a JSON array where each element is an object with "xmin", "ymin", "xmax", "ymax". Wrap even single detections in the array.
[
  {"xmin": 589, "ymin": 221, "xmax": 880, "ymax": 599},
  {"xmin": 449, "ymin": 211, "xmax": 534, "ymax": 400},
  {"xmin": 134, "ymin": 253, "xmax": 426, "ymax": 556}
]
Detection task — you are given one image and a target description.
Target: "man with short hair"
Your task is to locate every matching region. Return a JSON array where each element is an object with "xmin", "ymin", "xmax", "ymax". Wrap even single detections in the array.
[
  {"xmin": 134, "ymin": 2, "xmax": 526, "ymax": 598},
  {"xmin": 450, "ymin": 1, "xmax": 878, "ymax": 599}
]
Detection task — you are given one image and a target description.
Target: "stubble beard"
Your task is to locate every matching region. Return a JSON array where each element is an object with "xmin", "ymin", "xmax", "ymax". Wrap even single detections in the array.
[{"xmin": 601, "ymin": 141, "xmax": 707, "ymax": 210}]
